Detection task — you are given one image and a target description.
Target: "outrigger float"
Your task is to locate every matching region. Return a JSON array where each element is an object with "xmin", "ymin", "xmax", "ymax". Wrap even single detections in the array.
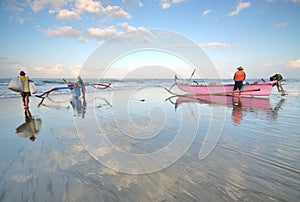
[
  {"xmin": 35, "ymin": 80, "xmax": 111, "ymax": 104},
  {"xmin": 166, "ymin": 73, "xmax": 287, "ymax": 98}
]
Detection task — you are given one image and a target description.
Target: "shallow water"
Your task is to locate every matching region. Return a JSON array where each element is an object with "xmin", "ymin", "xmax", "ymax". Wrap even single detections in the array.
[{"xmin": 0, "ymin": 81, "xmax": 299, "ymax": 201}]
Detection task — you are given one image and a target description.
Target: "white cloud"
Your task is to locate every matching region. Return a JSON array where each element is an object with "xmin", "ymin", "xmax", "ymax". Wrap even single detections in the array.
[
  {"xmin": 104, "ymin": 5, "xmax": 132, "ymax": 19},
  {"xmin": 56, "ymin": 9, "xmax": 80, "ymax": 20},
  {"xmin": 75, "ymin": 0, "xmax": 103, "ymax": 14},
  {"xmin": 30, "ymin": 0, "xmax": 67, "ymax": 12},
  {"xmin": 7, "ymin": 0, "xmax": 132, "ymax": 27},
  {"xmin": 74, "ymin": 1, "xmax": 132, "ymax": 19},
  {"xmin": 263, "ymin": 63, "xmax": 272, "ymax": 67},
  {"xmin": 45, "ymin": 1, "xmax": 131, "ymax": 22},
  {"xmin": 122, "ymin": 0, "xmax": 143, "ymax": 7},
  {"xmin": 33, "ymin": 64, "xmax": 81, "ymax": 77},
  {"xmin": 274, "ymin": 22, "xmax": 289, "ymax": 29},
  {"xmin": 117, "ymin": 22, "xmax": 138, "ymax": 32},
  {"xmin": 4, "ymin": 0, "xmax": 26, "ymax": 12},
  {"xmin": 9, "ymin": 15, "xmax": 25, "ymax": 24},
  {"xmin": 199, "ymin": 42, "xmax": 232, "ymax": 48},
  {"xmin": 164, "ymin": 43, "xmax": 198, "ymax": 49},
  {"xmin": 172, "ymin": 0, "xmax": 185, "ymax": 3},
  {"xmin": 34, "ymin": 64, "xmax": 64, "ymax": 75},
  {"xmin": 165, "ymin": 42, "xmax": 232, "ymax": 49},
  {"xmin": 228, "ymin": 1, "xmax": 251, "ymax": 16},
  {"xmin": 285, "ymin": 59, "xmax": 300, "ymax": 68},
  {"xmin": 42, "ymin": 26, "xmax": 85, "ymax": 41},
  {"xmin": 202, "ymin": 9, "xmax": 212, "ymax": 16},
  {"xmin": 87, "ymin": 27, "xmax": 117, "ymax": 39},
  {"xmin": 39, "ymin": 23, "xmax": 154, "ymax": 43},
  {"xmin": 159, "ymin": 0, "xmax": 186, "ymax": 9},
  {"xmin": 122, "ymin": 0, "xmax": 136, "ymax": 6},
  {"xmin": 264, "ymin": 59, "xmax": 300, "ymax": 69},
  {"xmin": 160, "ymin": 0, "xmax": 171, "ymax": 9},
  {"xmin": 18, "ymin": 18, "xmax": 25, "ymax": 24},
  {"xmin": 114, "ymin": 27, "xmax": 156, "ymax": 43}
]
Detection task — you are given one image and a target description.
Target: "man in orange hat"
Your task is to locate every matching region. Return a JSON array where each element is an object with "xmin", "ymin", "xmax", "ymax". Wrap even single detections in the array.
[
  {"xmin": 233, "ymin": 66, "xmax": 246, "ymax": 90},
  {"xmin": 233, "ymin": 66, "xmax": 246, "ymax": 97}
]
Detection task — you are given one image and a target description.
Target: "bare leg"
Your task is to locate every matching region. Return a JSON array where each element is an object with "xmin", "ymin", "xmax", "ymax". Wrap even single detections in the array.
[
  {"xmin": 22, "ymin": 95, "xmax": 26, "ymax": 107},
  {"xmin": 25, "ymin": 96, "xmax": 29, "ymax": 109}
]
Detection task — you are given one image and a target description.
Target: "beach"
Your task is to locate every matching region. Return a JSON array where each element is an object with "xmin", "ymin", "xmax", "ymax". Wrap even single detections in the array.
[{"xmin": 0, "ymin": 80, "xmax": 299, "ymax": 201}]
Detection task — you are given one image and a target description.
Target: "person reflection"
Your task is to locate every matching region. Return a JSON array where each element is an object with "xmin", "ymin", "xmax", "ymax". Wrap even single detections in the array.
[
  {"xmin": 232, "ymin": 98, "xmax": 243, "ymax": 125},
  {"xmin": 70, "ymin": 84, "xmax": 87, "ymax": 118},
  {"xmin": 16, "ymin": 109, "xmax": 42, "ymax": 141}
]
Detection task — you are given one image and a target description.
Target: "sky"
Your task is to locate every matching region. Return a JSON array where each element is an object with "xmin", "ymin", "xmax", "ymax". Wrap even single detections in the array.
[{"xmin": 1, "ymin": 0, "xmax": 300, "ymax": 79}]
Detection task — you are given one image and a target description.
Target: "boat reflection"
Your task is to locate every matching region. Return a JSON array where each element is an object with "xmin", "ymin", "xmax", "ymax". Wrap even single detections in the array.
[
  {"xmin": 15, "ymin": 109, "xmax": 43, "ymax": 141},
  {"xmin": 173, "ymin": 95, "xmax": 285, "ymax": 125},
  {"xmin": 37, "ymin": 94, "xmax": 87, "ymax": 118}
]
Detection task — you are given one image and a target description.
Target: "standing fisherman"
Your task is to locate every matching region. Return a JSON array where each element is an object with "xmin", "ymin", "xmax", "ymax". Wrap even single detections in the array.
[
  {"xmin": 77, "ymin": 76, "xmax": 86, "ymax": 99},
  {"xmin": 19, "ymin": 71, "xmax": 31, "ymax": 109},
  {"xmin": 233, "ymin": 66, "xmax": 246, "ymax": 98}
]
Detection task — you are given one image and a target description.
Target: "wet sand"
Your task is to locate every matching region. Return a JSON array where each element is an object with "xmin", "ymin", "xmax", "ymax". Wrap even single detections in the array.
[{"xmin": 0, "ymin": 85, "xmax": 299, "ymax": 201}]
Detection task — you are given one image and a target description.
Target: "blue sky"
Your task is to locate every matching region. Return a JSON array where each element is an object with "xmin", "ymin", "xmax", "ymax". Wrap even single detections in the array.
[{"xmin": 1, "ymin": 0, "xmax": 300, "ymax": 79}]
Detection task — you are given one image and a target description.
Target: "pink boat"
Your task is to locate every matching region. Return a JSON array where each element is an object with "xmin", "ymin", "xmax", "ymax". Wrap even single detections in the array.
[{"xmin": 175, "ymin": 75, "xmax": 282, "ymax": 97}]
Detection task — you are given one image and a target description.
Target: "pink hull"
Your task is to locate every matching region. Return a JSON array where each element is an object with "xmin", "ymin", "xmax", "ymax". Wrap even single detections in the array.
[
  {"xmin": 176, "ymin": 79, "xmax": 277, "ymax": 97},
  {"xmin": 175, "ymin": 96, "xmax": 271, "ymax": 110}
]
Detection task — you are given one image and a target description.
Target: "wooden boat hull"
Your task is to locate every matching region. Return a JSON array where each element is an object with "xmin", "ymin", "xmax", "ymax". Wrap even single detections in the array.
[
  {"xmin": 176, "ymin": 77, "xmax": 277, "ymax": 96},
  {"xmin": 175, "ymin": 96, "xmax": 271, "ymax": 110}
]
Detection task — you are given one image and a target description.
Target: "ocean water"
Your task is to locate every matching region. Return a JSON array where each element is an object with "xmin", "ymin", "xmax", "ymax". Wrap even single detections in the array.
[{"xmin": 0, "ymin": 78, "xmax": 299, "ymax": 201}]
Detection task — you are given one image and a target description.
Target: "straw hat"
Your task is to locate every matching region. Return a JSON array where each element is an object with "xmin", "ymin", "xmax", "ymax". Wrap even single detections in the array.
[{"xmin": 237, "ymin": 66, "xmax": 244, "ymax": 70}]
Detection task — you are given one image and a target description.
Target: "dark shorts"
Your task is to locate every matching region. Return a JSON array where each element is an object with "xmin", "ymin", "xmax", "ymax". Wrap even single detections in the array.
[
  {"xmin": 21, "ymin": 92, "xmax": 31, "ymax": 97},
  {"xmin": 233, "ymin": 81, "xmax": 243, "ymax": 90}
]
